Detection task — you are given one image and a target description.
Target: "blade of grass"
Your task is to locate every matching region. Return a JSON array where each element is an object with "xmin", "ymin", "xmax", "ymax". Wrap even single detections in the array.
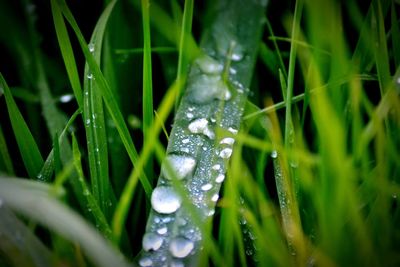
[
  {"xmin": 391, "ymin": 1, "xmax": 400, "ymax": 67},
  {"xmin": 51, "ymin": 0, "xmax": 83, "ymax": 108},
  {"xmin": 0, "ymin": 203, "xmax": 56, "ymax": 267},
  {"xmin": 52, "ymin": 0, "xmax": 152, "ymax": 196},
  {"xmin": 83, "ymin": 0, "xmax": 117, "ymax": 218},
  {"xmin": 372, "ymin": 0, "xmax": 391, "ymax": 95},
  {"xmin": 71, "ymin": 134, "xmax": 113, "ymax": 240},
  {"xmin": 38, "ymin": 109, "xmax": 81, "ymax": 182},
  {"xmin": 138, "ymin": 0, "xmax": 267, "ymax": 265},
  {"xmin": 0, "ymin": 177, "xmax": 131, "ymax": 267},
  {"xmin": 0, "ymin": 125, "xmax": 15, "ymax": 175},
  {"xmin": 175, "ymin": 0, "xmax": 194, "ymax": 107},
  {"xmin": 0, "ymin": 73, "xmax": 44, "ymax": 179},
  {"xmin": 141, "ymin": 0, "xmax": 154, "ymax": 182},
  {"xmin": 112, "ymin": 80, "xmax": 179, "ymax": 243}
]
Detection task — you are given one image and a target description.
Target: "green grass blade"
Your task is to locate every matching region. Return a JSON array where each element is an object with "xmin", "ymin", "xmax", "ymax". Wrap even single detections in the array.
[
  {"xmin": 50, "ymin": 0, "xmax": 83, "ymax": 108},
  {"xmin": 52, "ymin": 0, "xmax": 152, "ymax": 196},
  {"xmin": 391, "ymin": 1, "xmax": 400, "ymax": 67},
  {"xmin": 372, "ymin": 0, "xmax": 391, "ymax": 95},
  {"xmin": 112, "ymin": 80, "xmax": 179, "ymax": 243},
  {"xmin": 138, "ymin": 0, "xmax": 267, "ymax": 265},
  {"xmin": 141, "ymin": 0, "xmax": 154, "ymax": 144},
  {"xmin": 0, "ymin": 177, "xmax": 131, "ymax": 267},
  {"xmin": 131, "ymin": 0, "xmax": 200, "ymax": 60},
  {"xmin": 38, "ymin": 109, "xmax": 81, "ymax": 182},
  {"xmin": 0, "ymin": 74, "xmax": 44, "ymax": 179},
  {"xmin": 71, "ymin": 134, "xmax": 113, "ymax": 240},
  {"xmin": 83, "ymin": 0, "xmax": 117, "ymax": 218},
  {"xmin": 175, "ymin": 0, "xmax": 194, "ymax": 106},
  {"xmin": 0, "ymin": 125, "xmax": 15, "ymax": 175}
]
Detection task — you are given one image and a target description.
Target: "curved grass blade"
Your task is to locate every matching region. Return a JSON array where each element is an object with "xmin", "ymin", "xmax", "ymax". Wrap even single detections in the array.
[
  {"xmin": 52, "ymin": 0, "xmax": 152, "ymax": 196},
  {"xmin": 0, "ymin": 74, "xmax": 44, "ymax": 179},
  {"xmin": 138, "ymin": 0, "xmax": 267, "ymax": 265},
  {"xmin": 0, "ymin": 203, "xmax": 56, "ymax": 267},
  {"xmin": 0, "ymin": 177, "xmax": 131, "ymax": 267},
  {"xmin": 51, "ymin": 0, "xmax": 82, "ymax": 108},
  {"xmin": 83, "ymin": 0, "xmax": 117, "ymax": 218}
]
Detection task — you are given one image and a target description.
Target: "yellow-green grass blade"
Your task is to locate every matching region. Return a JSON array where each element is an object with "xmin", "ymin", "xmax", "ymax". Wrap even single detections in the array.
[{"xmin": 0, "ymin": 74, "xmax": 43, "ymax": 179}]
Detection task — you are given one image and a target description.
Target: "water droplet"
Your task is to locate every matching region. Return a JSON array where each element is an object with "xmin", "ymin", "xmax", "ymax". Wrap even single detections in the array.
[
  {"xmin": 88, "ymin": 43, "xmax": 95, "ymax": 53},
  {"xmin": 186, "ymin": 112, "xmax": 194, "ymax": 119},
  {"xmin": 212, "ymin": 164, "xmax": 221, "ymax": 171},
  {"xmin": 87, "ymin": 73, "xmax": 93, "ymax": 79},
  {"xmin": 215, "ymin": 174, "xmax": 225, "ymax": 183},
  {"xmin": 161, "ymin": 154, "xmax": 196, "ymax": 180},
  {"xmin": 202, "ymin": 146, "xmax": 207, "ymax": 151},
  {"xmin": 229, "ymin": 67, "xmax": 237, "ymax": 75},
  {"xmin": 211, "ymin": 194, "xmax": 219, "ymax": 202},
  {"xmin": 187, "ymin": 74, "xmax": 231, "ymax": 104},
  {"xmin": 201, "ymin": 183, "xmax": 213, "ymax": 191},
  {"xmin": 151, "ymin": 186, "xmax": 182, "ymax": 214},
  {"xmin": 188, "ymin": 118, "xmax": 215, "ymax": 139},
  {"xmin": 172, "ymin": 218, "xmax": 184, "ymax": 227},
  {"xmin": 228, "ymin": 127, "xmax": 238, "ymax": 134},
  {"xmin": 182, "ymin": 138, "xmax": 190, "ymax": 144},
  {"xmin": 207, "ymin": 209, "xmax": 215, "ymax": 216},
  {"xmin": 139, "ymin": 257, "xmax": 152, "ymax": 267},
  {"xmin": 157, "ymin": 227, "xmax": 168, "ymax": 235},
  {"xmin": 26, "ymin": 4, "xmax": 36, "ymax": 14},
  {"xmin": 271, "ymin": 150, "xmax": 278, "ymax": 158},
  {"xmin": 59, "ymin": 94, "xmax": 74, "ymax": 103},
  {"xmin": 219, "ymin": 148, "xmax": 233, "ymax": 159},
  {"xmin": 220, "ymin": 137, "xmax": 235, "ymax": 145},
  {"xmin": 231, "ymin": 52, "xmax": 243, "ymax": 61},
  {"xmin": 170, "ymin": 260, "xmax": 185, "ymax": 267},
  {"xmin": 169, "ymin": 237, "xmax": 194, "ymax": 258},
  {"xmin": 196, "ymin": 55, "xmax": 223, "ymax": 74},
  {"xmin": 142, "ymin": 232, "xmax": 163, "ymax": 251}
]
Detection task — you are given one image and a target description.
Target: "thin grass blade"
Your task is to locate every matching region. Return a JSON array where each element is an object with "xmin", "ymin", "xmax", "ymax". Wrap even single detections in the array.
[
  {"xmin": 83, "ymin": 0, "xmax": 117, "ymax": 218},
  {"xmin": 0, "ymin": 74, "xmax": 44, "ymax": 179}
]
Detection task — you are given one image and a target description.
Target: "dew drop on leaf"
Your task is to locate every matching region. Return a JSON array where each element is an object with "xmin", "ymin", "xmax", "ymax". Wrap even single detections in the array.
[
  {"xmin": 215, "ymin": 174, "xmax": 225, "ymax": 183},
  {"xmin": 219, "ymin": 147, "xmax": 233, "ymax": 159},
  {"xmin": 139, "ymin": 257, "xmax": 152, "ymax": 267},
  {"xmin": 169, "ymin": 237, "xmax": 194, "ymax": 258},
  {"xmin": 142, "ymin": 232, "xmax": 163, "ymax": 251},
  {"xmin": 151, "ymin": 186, "xmax": 182, "ymax": 214},
  {"xmin": 161, "ymin": 154, "xmax": 196, "ymax": 180}
]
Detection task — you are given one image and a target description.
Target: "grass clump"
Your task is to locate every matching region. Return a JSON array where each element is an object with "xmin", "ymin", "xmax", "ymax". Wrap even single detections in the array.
[{"xmin": 0, "ymin": 0, "xmax": 399, "ymax": 266}]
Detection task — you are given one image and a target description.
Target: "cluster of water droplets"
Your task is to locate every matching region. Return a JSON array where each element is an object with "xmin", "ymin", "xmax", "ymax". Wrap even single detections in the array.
[{"xmin": 186, "ymin": 55, "xmax": 231, "ymax": 104}]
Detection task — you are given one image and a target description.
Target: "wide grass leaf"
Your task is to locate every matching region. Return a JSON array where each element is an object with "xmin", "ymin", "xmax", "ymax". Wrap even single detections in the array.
[{"xmin": 0, "ymin": 177, "xmax": 131, "ymax": 267}]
